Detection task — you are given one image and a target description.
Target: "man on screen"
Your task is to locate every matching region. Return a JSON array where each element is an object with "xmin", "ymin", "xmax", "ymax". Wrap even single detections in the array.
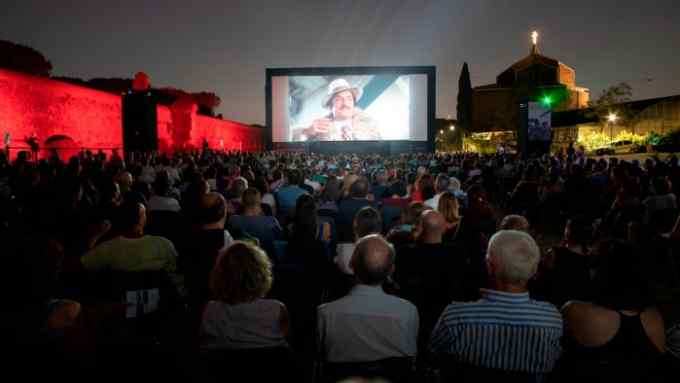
[{"xmin": 294, "ymin": 78, "xmax": 380, "ymax": 141}]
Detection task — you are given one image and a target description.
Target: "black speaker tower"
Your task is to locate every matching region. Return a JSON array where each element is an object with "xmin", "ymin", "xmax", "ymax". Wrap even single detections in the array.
[{"xmin": 122, "ymin": 90, "xmax": 158, "ymax": 153}]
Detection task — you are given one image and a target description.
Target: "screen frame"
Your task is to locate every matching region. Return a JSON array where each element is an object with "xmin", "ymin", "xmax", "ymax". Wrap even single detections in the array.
[{"xmin": 265, "ymin": 66, "xmax": 436, "ymax": 151}]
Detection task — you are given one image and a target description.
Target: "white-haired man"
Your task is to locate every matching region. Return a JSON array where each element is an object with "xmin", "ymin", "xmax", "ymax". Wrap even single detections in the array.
[{"xmin": 428, "ymin": 230, "xmax": 562, "ymax": 377}]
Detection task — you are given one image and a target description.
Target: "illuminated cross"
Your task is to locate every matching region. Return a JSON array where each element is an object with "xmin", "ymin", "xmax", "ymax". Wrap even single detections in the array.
[{"xmin": 531, "ymin": 31, "xmax": 539, "ymax": 46}]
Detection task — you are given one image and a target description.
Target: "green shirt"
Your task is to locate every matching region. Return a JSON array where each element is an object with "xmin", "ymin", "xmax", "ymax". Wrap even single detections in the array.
[{"xmin": 81, "ymin": 235, "xmax": 178, "ymax": 273}]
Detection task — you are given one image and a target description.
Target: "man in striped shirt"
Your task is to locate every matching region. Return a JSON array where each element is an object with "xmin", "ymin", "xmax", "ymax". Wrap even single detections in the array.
[{"xmin": 429, "ymin": 230, "xmax": 562, "ymax": 376}]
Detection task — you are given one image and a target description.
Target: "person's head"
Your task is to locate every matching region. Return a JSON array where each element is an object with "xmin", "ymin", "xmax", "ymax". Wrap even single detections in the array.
[
  {"xmin": 321, "ymin": 177, "xmax": 341, "ymax": 203},
  {"xmin": 415, "ymin": 210, "xmax": 446, "ymax": 243},
  {"xmin": 195, "ymin": 192, "xmax": 227, "ymax": 227},
  {"xmin": 293, "ymin": 194, "xmax": 318, "ymax": 240},
  {"xmin": 417, "ymin": 174, "xmax": 436, "ymax": 200},
  {"xmin": 434, "ymin": 174, "xmax": 450, "ymax": 193},
  {"xmin": 388, "ymin": 180, "xmax": 408, "ymax": 198},
  {"xmin": 590, "ymin": 240, "xmax": 653, "ymax": 311},
  {"xmin": 286, "ymin": 169, "xmax": 302, "ymax": 187},
  {"xmin": 353, "ymin": 206, "xmax": 382, "ymax": 240},
  {"xmin": 499, "ymin": 215, "xmax": 530, "ymax": 232},
  {"xmin": 153, "ymin": 170, "xmax": 172, "ymax": 197},
  {"xmin": 210, "ymin": 242, "xmax": 273, "ymax": 304},
  {"xmin": 351, "ymin": 234, "xmax": 395, "ymax": 286},
  {"xmin": 117, "ymin": 200, "xmax": 147, "ymax": 235},
  {"xmin": 438, "ymin": 192, "xmax": 460, "ymax": 224},
  {"xmin": 242, "ymin": 187, "xmax": 261, "ymax": 210},
  {"xmin": 486, "ymin": 230, "xmax": 541, "ymax": 289},
  {"xmin": 403, "ymin": 201, "xmax": 426, "ymax": 225},
  {"xmin": 652, "ymin": 177, "xmax": 671, "ymax": 195},
  {"xmin": 229, "ymin": 178, "xmax": 247, "ymax": 200},
  {"xmin": 349, "ymin": 177, "xmax": 370, "ymax": 199},
  {"xmin": 116, "ymin": 171, "xmax": 133, "ymax": 194},
  {"xmin": 324, "ymin": 79, "xmax": 361, "ymax": 121}
]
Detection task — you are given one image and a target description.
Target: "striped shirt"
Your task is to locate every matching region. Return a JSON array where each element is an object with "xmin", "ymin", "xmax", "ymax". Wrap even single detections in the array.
[{"xmin": 429, "ymin": 289, "xmax": 562, "ymax": 374}]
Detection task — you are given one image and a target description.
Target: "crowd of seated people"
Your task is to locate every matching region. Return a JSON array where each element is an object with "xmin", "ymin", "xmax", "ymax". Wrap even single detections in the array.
[{"xmin": 1, "ymin": 147, "xmax": 680, "ymax": 382}]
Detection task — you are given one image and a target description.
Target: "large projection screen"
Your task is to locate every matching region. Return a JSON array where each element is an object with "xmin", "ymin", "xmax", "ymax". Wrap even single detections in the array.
[{"xmin": 266, "ymin": 67, "xmax": 435, "ymax": 146}]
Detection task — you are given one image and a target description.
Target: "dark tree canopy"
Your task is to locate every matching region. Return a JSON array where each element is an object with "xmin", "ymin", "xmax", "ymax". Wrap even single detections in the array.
[
  {"xmin": 0, "ymin": 40, "xmax": 52, "ymax": 76},
  {"xmin": 457, "ymin": 62, "xmax": 473, "ymax": 130}
]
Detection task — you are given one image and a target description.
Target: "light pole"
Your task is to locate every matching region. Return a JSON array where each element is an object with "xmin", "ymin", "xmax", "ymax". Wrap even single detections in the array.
[{"xmin": 608, "ymin": 113, "xmax": 618, "ymax": 142}]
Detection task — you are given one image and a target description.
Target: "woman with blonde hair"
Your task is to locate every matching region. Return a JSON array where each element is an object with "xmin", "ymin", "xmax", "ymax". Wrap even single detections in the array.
[
  {"xmin": 200, "ymin": 242, "xmax": 289, "ymax": 349},
  {"xmin": 438, "ymin": 192, "xmax": 462, "ymax": 242}
]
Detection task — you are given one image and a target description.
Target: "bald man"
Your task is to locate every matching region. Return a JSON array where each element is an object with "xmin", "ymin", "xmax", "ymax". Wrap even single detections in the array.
[
  {"xmin": 317, "ymin": 234, "xmax": 419, "ymax": 363},
  {"xmin": 394, "ymin": 210, "xmax": 471, "ymax": 350},
  {"xmin": 178, "ymin": 192, "xmax": 235, "ymax": 328}
]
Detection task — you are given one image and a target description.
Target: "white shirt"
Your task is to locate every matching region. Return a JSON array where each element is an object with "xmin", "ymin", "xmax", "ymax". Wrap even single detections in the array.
[
  {"xmin": 148, "ymin": 195, "xmax": 181, "ymax": 213},
  {"xmin": 424, "ymin": 192, "xmax": 444, "ymax": 211},
  {"xmin": 200, "ymin": 299, "xmax": 287, "ymax": 350},
  {"xmin": 317, "ymin": 284, "xmax": 419, "ymax": 362},
  {"xmin": 334, "ymin": 243, "xmax": 356, "ymax": 275}
]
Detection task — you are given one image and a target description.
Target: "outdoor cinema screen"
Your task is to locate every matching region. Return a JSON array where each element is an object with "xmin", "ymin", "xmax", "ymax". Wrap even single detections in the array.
[{"xmin": 269, "ymin": 69, "xmax": 430, "ymax": 143}]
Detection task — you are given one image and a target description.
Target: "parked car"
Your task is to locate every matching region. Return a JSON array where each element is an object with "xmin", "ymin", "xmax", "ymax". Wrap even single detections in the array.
[{"xmin": 594, "ymin": 140, "xmax": 640, "ymax": 156}]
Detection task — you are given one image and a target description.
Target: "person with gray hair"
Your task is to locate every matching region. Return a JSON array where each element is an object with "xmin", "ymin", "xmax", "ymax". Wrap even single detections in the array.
[
  {"xmin": 498, "ymin": 214, "xmax": 530, "ymax": 232},
  {"xmin": 425, "ymin": 174, "xmax": 450, "ymax": 210},
  {"xmin": 429, "ymin": 230, "xmax": 562, "ymax": 378},
  {"xmin": 318, "ymin": 234, "xmax": 419, "ymax": 363}
]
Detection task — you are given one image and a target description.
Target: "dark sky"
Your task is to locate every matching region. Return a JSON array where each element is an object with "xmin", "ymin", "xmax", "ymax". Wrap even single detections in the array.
[{"xmin": 2, "ymin": 0, "xmax": 679, "ymax": 124}]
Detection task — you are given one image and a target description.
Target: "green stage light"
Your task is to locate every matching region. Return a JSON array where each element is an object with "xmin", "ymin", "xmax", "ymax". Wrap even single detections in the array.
[{"xmin": 541, "ymin": 96, "xmax": 552, "ymax": 107}]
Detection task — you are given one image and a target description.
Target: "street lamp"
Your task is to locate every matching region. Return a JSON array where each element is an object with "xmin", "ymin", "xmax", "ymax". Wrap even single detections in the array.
[
  {"xmin": 608, "ymin": 113, "xmax": 618, "ymax": 142},
  {"xmin": 449, "ymin": 125, "xmax": 455, "ymax": 131}
]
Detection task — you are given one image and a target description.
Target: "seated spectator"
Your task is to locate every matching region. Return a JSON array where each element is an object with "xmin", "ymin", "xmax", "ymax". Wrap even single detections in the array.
[
  {"xmin": 318, "ymin": 235, "xmax": 418, "ymax": 362},
  {"xmin": 371, "ymin": 169, "xmax": 390, "ymax": 203},
  {"xmin": 81, "ymin": 200, "xmax": 178, "ymax": 274},
  {"xmin": 319, "ymin": 177, "xmax": 341, "ymax": 213},
  {"xmin": 429, "ymin": 230, "xmax": 562, "ymax": 378},
  {"xmin": 254, "ymin": 175, "xmax": 277, "ymax": 216},
  {"xmin": 382, "ymin": 181, "xmax": 410, "ymax": 211},
  {"xmin": 228, "ymin": 188, "xmax": 282, "ymax": 242},
  {"xmin": 200, "ymin": 242, "xmax": 289, "ymax": 350},
  {"xmin": 287, "ymin": 194, "xmax": 331, "ymax": 263},
  {"xmin": 560, "ymin": 240, "xmax": 666, "ymax": 382},
  {"xmin": 643, "ymin": 177, "xmax": 677, "ymax": 224},
  {"xmin": 424, "ymin": 174, "xmax": 449, "ymax": 210},
  {"xmin": 276, "ymin": 169, "xmax": 308, "ymax": 219},
  {"xmin": 411, "ymin": 174, "xmax": 434, "ymax": 203},
  {"xmin": 337, "ymin": 177, "xmax": 373, "ymax": 242},
  {"xmin": 532, "ymin": 217, "xmax": 593, "ymax": 307},
  {"xmin": 335, "ymin": 206, "xmax": 383, "ymax": 276},
  {"xmin": 386, "ymin": 201, "xmax": 427, "ymax": 247},
  {"xmin": 395, "ymin": 210, "xmax": 469, "ymax": 348},
  {"xmin": 438, "ymin": 192, "xmax": 462, "ymax": 242},
  {"xmin": 178, "ymin": 192, "xmax": 235, "ymax": 324},
  {"xmin": 148, "ymin": 171, "xmax": 181, "ymax": 213},
  {"xmin": 226, "ymin": 177, "xmax": 247, "ymax": 215},
  {"xmin": 498, "ymin": 214, "xmax": 530, "ymax": 231}
]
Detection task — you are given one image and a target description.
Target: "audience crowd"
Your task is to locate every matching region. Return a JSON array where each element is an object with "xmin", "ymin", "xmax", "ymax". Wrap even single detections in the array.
[{"xmin": 2, "ymin": 147, "xmax": 680, "ymax": 382}]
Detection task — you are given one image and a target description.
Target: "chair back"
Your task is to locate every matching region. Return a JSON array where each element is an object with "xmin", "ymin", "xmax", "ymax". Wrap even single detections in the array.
[
  {"xmin": 319, "ymin": 357, "xmax": 414, "ymax": 383},
  {"xmin": 197, "ymin": 346, "xmax": 301, "ymax": 382}
]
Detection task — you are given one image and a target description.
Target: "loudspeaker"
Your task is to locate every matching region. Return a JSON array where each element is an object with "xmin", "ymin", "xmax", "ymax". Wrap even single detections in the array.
[{"xmin": 122, "ymin": 91, "xmax": 158, "ymax": 152}]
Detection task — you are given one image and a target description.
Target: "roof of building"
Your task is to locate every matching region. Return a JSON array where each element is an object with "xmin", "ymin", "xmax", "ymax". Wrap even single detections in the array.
[{"xmin": 552, "ymin": 94, "xmax": 680, "ymax": 127}]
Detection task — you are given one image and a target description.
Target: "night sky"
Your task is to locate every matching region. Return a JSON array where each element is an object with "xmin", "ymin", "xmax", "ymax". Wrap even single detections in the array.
[{"xmin": 2, "ymin": 0, "xmax": 679, "ymax": 124}]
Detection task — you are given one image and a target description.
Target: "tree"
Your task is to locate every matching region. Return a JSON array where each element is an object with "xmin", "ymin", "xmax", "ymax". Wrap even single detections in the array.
[
  {"xmin": 587, "ymin": 82, "xmax": 634, "ymax": 133},
  {"xmin": 192, "ymin": 92, "xmax": 221, "ymax": 116},
  {"xmin": 457, "ymin": 62, "xmax": 473, "ymax": 133},
  {"xmin": 0, "ymin": 40, "xmax": 52, "ymax": 76}
]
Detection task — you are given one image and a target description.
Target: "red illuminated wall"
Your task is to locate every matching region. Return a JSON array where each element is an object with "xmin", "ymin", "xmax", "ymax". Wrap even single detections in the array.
[
  {"xmin": 0, "ymin": 68, "xmax": 122, "ymax": 159},
  {"xmin": 0, "ymin": 68, "xmax": 263, "ymax": 160}
]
